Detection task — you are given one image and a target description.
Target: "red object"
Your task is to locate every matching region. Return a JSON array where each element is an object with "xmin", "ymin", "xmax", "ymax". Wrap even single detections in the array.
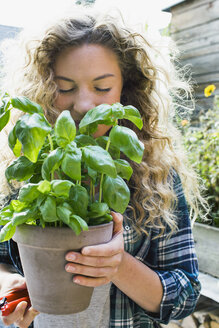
[{"xmin": 0, "ymin": 289, "xmax": 31, "ymax": 316}]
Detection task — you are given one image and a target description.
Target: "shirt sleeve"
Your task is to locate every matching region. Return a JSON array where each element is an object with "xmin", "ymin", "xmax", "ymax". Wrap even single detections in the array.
[{"xmin": 144, "ymin": 173, "xmax": 201, "ymax": 324}]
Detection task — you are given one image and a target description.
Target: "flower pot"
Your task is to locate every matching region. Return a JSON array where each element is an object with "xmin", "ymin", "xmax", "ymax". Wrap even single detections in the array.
[{"xmin": 12, "ymin": 221, "xmax": 113, "ymax": 315}]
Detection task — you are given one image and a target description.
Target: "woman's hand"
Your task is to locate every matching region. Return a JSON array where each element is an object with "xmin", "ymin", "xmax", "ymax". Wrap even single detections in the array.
[
  {"xmin": 0, "ymin": 273, "xmax": 39, "ymax": 328},
  {"xmin": 65, "ymin": 212, "xmax": 124, "ymax": 287}
]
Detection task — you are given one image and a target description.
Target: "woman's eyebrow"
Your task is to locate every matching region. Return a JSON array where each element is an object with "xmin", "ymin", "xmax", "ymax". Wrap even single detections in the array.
[
  {"xmin": 93, "ymin": 74, "xmax": 115, "ymax": 81},
  {"xmin": 55, "ymin": 76, "xmax": 74, "ymax": 82}
]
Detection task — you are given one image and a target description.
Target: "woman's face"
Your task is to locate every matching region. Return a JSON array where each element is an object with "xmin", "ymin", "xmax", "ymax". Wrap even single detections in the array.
[{"xmin": 53, "ymin": 44, "xmax": 123, "ymax": 138}]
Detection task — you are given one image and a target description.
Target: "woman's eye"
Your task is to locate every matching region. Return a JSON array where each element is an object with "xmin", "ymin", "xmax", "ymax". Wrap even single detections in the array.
[
  {"xmin": 58, "ymin": 87, "xmax": 76, "ymax": 93},
  {"xmin": 95, "ymin": 87, "xmax": 111, "ymax": 92}
]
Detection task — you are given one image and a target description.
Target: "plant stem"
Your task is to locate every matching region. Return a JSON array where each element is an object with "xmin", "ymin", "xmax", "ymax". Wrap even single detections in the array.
[
  {"xmin": 99, "ymin": 137, "xmax": 111, "ymax": 202},
  {"xmin": 90, "ymin": 180, "xmax": 93, "ymax": 201},
  {"xmin": 48, "ymin": 134, "xmax": 54, "ymax": 152}
]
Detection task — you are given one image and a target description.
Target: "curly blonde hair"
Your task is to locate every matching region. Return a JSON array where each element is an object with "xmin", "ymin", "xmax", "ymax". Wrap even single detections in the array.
[{"xmin": 0, "ymin": 6, "xmax": 207, "ymax": 234}]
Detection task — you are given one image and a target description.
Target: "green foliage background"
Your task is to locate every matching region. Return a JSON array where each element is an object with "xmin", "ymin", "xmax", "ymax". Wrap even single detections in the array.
[{"xmin": 182, "ymin": 96, "xmax": 219, "ymax": 226}]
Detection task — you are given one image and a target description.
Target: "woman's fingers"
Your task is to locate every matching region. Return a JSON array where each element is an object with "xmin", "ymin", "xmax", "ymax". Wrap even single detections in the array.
[
  {"xmin": 1, "ymin": 300, "xmax": 39, "ymax": 328},
  {"xmin": 65, "ymin": 212, "xmax": 125, "ymax": 287}
]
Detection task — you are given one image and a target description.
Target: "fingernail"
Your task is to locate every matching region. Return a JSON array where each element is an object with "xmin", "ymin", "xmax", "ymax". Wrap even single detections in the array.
[
  {"xmin": 66, "ymin": 254, "xmax": 76, "ymax": 261},
  {"xmin": 74, "ymin": 278, "xmax": 80, "ymax": 284},
  {"xmin": 82, "ymin": 248, "xmax": 90, "ymax": 255}
]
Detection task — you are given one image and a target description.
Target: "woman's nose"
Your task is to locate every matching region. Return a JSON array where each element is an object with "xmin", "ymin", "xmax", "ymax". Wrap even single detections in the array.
[{"xmin": 73, "ymin": 90, "xmax": 96, "ymax": 116}]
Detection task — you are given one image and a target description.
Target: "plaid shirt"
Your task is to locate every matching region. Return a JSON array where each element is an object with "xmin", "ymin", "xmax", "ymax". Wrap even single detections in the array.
[{"xmin": 0, "ymin": 173, "xmax": 201, "ymax": 328}]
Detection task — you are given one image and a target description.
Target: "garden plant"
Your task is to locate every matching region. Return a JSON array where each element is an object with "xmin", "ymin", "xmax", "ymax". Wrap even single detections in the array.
[{"xmin": 0, "ymin": 94, "xmax": 144, "ymax": 242}]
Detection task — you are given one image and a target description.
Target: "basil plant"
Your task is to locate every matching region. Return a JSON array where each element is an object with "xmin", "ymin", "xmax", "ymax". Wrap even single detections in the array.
[{"xmin": 0, "ymin": 94, "xmax": 144, "ymax": 242}]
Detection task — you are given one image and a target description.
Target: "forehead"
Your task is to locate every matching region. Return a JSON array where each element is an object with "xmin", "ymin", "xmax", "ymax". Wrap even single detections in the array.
[{"xmin": 54, "ymin": 44, "xmax": 121, "ymax": 77}]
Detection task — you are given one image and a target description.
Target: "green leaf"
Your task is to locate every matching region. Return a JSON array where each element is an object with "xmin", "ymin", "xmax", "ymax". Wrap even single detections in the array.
[
  {"xmin": 61, "ymin": 147, "xmax": 82, "ymax": 181},
  {"xmin": 103, "ymin": 175, "xmax": 130, "ymax": 213},
  {"xmin": 69, "ymin": 185, "xmax": 89, "ymax": 219},
  {"xmin": 54, "ymin": 110, "xmax": 76, "ymax": 147},
  {"xmin": 114, "ymin": 159, "xmax": 133, "ymax": 180},
  {"xmin": 8, "ymin": 125, "xmax": 23, "ymax": 157},
  {"xmin": 11, "ymin": 208, "xmax": 36, "ymax": 227},
  {"xmin": 67, "ymin": 216, "xmax": 82, "ymax": 235},
  {"xmin": 0, "ymin": 95, "xmax": 10, "ymax": 115},
  {"xmin": 74, "ymin": 134, "xmax": 98, "ymax": 147},
  {"xmin": 0, "ymin": 222, "xmax": 16, "ymax": 242},
  {"xmin": 41, "ymin": 148, "xmax": 64, "ymax": 180},
  {"xmin": 11, "ymin": 96, "xmax": 43, "ymax": 114},
  {"xmin": 11, "ymin": 200, "xmax": 27, "ymax": 212},
  {"xmin": 40, "ymin": 196, "xmax": 58, "ymax": 222},
  {"xmin": 71, "ymin": 215, "xmax": 88, "ymax": 231},
  {"xmin": 15, "ymin": 113, "xmax": 52, "ymax": 163},
  {"xmin": 109, "ymin": 125, "xmax": 144, "ymax": 163},
  {"xmin": 51, "ymin": 180, "xmax": 74, "ymax": 198},
  {"xmin": 37, "ymin": 180, "xmax": 51, "ymax": 194},
  {"xmin": 18, "ymin": 183, "xmax": 41, "ymax": 203},
  {"xmin": 0, "ymin": 110, "xmax": 11, "ymax": 132},
  {"xmin": 67, "ymin": 215, "xmax": 88, "ymax": 235},
  {"xmin": 123, "ymin": 105, "xmax": 143, "ymax": 129},
  {"xmin": 82, "ymin": 145, "xmax": 117, "ymax": 178},
  {"xmin": 96, "ymin": 136, "xmax": 120, "ymax": 159},
  {"xmin": 88, "ymin": 214, "xmax": 113, "ymax": 226},
  {"xmin": 88, "ymin": 202, "xmax": 110, "ymax": 218},
  {"xmin": 111, "ymin": 103, "xmax": 125, "ymax": 119},
  {"xmin": 87, "ymin": 166, "xmax": 97, "ymax": 182},
  {"xmin": 5, "ymin": 156, "xmax": 36, "ymax": 182},
  {"xmin": 0, "ymin": 206, "xmax": 13, "ymax": 225},
  {"xmin": 79, "ymin": 104, "xmax": 112, "ymax": 134},
  {"xmin": 57, "ymin": 202, "xmax": 73, "ymax": 225}
]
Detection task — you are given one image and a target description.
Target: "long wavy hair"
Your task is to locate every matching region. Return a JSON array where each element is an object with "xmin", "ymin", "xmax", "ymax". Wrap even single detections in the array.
[{"xmin": 0, "ymin": 6, "xmax": 208, "ymax": 235}]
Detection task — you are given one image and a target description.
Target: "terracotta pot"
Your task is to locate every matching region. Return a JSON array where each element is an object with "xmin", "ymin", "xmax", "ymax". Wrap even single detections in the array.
[{"xmin": 13, "ymin": 222, "xmax": 113, "ymax": 315}]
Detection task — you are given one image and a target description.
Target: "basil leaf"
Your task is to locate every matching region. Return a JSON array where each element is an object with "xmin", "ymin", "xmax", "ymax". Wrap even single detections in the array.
[
  {"xmin": 75, "ymin": 134, "xmax": 98, "ymax": 147},
  {"xmin": 96, "ymin": 136, "xmax": 120, "ymax": 159},
  {"xmin": 114, "ymin": 159, "xmax": 133, "ymax": 180},
  {"xmin": 0, "ymin": 206, "xmax": 13, "ymax": 225},
  {"xmin": 82, "ymin": 145, "xmax": 117, "ymax": 178},
  {"xmin": 37, "ymin": 180, "xmax": 51, "ymax": 194},
  {"xmin": 0, "ymin": 110, "xmax": 10, "ymax": 132},
  {"xmin": 51, "ymin": 180, "xmax": 74, "ymax": 198},
  {"xmin": 111, "ymin": 103, "xmax": 125, "ymax": 119},
  {"xmin": 11, "ymin": 96, "xmax": 44, "ymax": 114},
  {"xmin": 69, "ymin": 185, "xmax": 89, "ymax": 219},
  {"xmin": 5, "ymin": 156, "xmax": 36, "ymax": 182},
  {"xmin": 61, "ymin": 148, "xmax": 82, "ymax": 181},
  {"xmin": 0, "ymin": 222, "xmax": 16, "ymax": 242},
  {"xmin": 15, "ymin": 113, "xmax": 52, "ymax": 163},
  {"xmin": 54, "ymin": 110, "xmax": 76, "ymax": 147},
  {"xmin": 103, "ymin": 175, "xmax": 130, "ymax": 213},
  {"xmin": 79, "ymin": 104, "xmax": 112, "ymax": 134},
  {"xmin": 123, "ymin": 105, "xmax": 143, "ymax": 129},
  {"xmin": 40, "ymin": 196, "xmax": 58, "ymax": 222},
  {"xmin": 57, "ymin": 203, "xmax": 73, "ymax": 225},
  {"xmin": 88, "ymin": 214, "xmax": 113, "ymax": 226},
  {"xmin": 88, "ymin": 202, "xmax": 110, "ymax": 218},
  {"xmin": 11, "ymin": 200, "xmax": 27, "ymax": 212},
  {"xmin": 109, "ymin": 125, "xmax": 144, "ymax": 163},
  {"xmin": 18, "ymin": 183, "xmax": 41, "ymax": 203},
  {"xmin": 0, "ymin": 95, "xmax": 10, "ymax": 115},
  {"xmin": 11, "ymin": 208, "xmax": 36, "ymax": 226},
  {"xmin": 71, "ymin": 215, "xmax": 88, "ymax": 232},
  {"xmin": 67, "ymin": 216, "xmax": 82, "ymax": 235},
  {"xmin": 42, "ymin": 148, "xmax": 64, "ymax": 180}
]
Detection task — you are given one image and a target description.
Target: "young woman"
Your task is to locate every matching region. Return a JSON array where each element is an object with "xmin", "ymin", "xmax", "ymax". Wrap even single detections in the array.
[{"xmin": 0, "ymin": 5, "xmax": 206, "ymax": 328}]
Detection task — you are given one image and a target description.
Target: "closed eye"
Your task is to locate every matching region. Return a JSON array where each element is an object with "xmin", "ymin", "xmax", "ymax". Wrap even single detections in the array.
[
  {"xmin": 58, "ymin": 87, "xmax": 76, "ymax": 93},
  {"xmin": 95, "ymin": 87, "xmax": 111, "ymax": 92}
]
